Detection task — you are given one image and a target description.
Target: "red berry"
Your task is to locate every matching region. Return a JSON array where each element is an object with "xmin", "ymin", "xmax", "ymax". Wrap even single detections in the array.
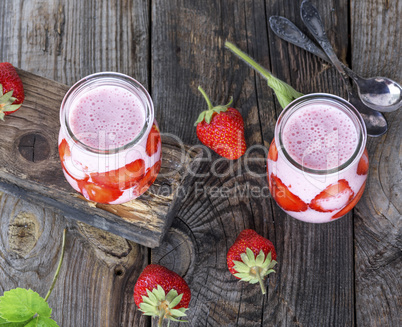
[
  {"xmin": 0, "ymin": 62, "xmax": 25, "ymax": 120},
  {"xmin": 227, "ymin": 229, "xmax": 277, "ymax": 294},
  {"xmin": 134, "ymin": 264, "xmax": 191, "ymax": 326},
  {"xmin": 195, "ymin": 86, "xmax": 246, "ymax": 160}
]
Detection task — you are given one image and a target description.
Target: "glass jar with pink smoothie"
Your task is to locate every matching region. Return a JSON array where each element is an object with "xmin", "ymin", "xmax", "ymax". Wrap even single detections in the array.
[
  {"xmin": 59, "ymin": 72, "xmax": 161, "ymax": 204},
  {"xmin": 267, "ymin": 93, "xmax": 368, "ymax": 223}
]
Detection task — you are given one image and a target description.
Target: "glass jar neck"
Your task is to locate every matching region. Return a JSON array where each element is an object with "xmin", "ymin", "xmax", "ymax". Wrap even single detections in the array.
[
  {"xmin": 60, "ymin": 72, "xmax": 153, "ymax": 155},
  {"xmin": 275, "ymin": 93, "xmax": 367, "ymax": 175}
]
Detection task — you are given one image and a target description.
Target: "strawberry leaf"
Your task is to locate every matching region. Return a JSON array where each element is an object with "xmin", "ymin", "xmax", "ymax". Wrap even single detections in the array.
[
  {"xmin": 168, "ymin": 292, "xmax": 182, "ymax": 309},
  {"xmin": 194, "ymin": 111, "xmax": 206, "ymax": 125},
  {"xmin": 0, "ymin": 316, "xmax": 28, "ymax": 326},
  {"xmin": 24, "ymin": 316, "xmax": 58, "ymax": 327},
  {"xmin": 0, "ymin": 289, "xmax": 51, "ymax": 323}
]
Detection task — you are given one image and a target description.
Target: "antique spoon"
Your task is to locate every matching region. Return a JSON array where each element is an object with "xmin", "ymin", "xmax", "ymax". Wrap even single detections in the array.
[
  {"xmin": 269, "ymin": 15, "xmax": 401, "ymax": 113},
  {"xmin": 296, "ymin": 0, "xmax": 387, "ymax": 137}
]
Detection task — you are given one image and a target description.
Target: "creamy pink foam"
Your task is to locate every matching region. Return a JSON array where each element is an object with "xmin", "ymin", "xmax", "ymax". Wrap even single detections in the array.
[
  {"xmin": 282, "ymin": 104, "xmax": 358, "ymax": 170},
  {"xmin": 69, "ymin": 85, "xmax": 145, "ymax": 149}
]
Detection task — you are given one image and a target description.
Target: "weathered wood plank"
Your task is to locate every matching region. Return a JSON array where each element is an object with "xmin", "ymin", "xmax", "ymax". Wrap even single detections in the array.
[
  {"xmin": 0, "ymin": 192, "xmax": 148, "ymax": 327},
  {"xmin": 0, "ymin": 0, "xmax": 152, "ymax": 326},
  {"xmin": 151, "ymin": 0, "xmax": 355, "ymax": 326},
  {"xmin": 0, "ymin": 69, "xmax": 198, "ymax": 248},
  {"xmin": 351, "ymin": 1, "xmax": 402, "ymax": 326}
]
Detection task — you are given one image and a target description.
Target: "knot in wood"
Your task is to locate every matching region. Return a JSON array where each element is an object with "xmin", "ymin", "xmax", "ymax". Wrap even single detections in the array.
[{"xmin": 18, "ymin": 133, "xmax": 50, "ymax": 162}]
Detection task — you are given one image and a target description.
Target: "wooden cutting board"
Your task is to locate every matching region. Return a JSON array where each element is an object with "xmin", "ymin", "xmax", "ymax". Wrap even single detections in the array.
[{"xmin": 0, "ymin": 69, "xmax": 200, "ymax": 248}]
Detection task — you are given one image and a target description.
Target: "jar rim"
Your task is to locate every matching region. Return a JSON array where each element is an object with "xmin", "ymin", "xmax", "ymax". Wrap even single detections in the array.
[
  {"xmin": 59, "ymin": 72, "xmax": 154, "ymax": 155},
  {"xmin": 274, "ymin": 93, "xmax": 367, "ymax": 175}
]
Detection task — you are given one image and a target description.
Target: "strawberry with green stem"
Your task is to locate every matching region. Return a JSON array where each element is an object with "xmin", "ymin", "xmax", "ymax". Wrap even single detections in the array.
[
  {"xmin": 227, "ymin": 229, "xmax": 277, "ymax": 294},
  {"xmin": 0, "ymin": 62, "xmax": 25, "ymax": 120},
  {"xmin": 195, "ymin": 86, "xmax": 246, "ymax": 160},
  {"xmin": 134, "ymin": 264, "xmax": 191, "ymax": 327}
]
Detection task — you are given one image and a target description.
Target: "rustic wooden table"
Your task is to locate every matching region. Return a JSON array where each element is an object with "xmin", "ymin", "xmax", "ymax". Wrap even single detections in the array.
[{"xmin": 0, "ymin": 0, "xmax": 400, "ymax": 326}]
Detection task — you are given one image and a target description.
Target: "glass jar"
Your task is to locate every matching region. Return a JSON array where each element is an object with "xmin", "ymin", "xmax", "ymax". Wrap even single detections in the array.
[
  {"xmin": 59, "ymin": 72, "xmax": 161, "ymax": 204},
  {"xmin": 267, "ymin": 93, "xmax": 368, "ymax": 223}
]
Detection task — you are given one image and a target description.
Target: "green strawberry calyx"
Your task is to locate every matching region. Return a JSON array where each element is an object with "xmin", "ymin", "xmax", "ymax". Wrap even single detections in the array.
[
  {"xmin": 233, "ymin": 247, "xmax": 277, "ymax": 295},
  {"xmin": 194, "ymin": 86, "xmax": 233, "ymax": 126},
  {"xmin": 139, "ymin": 285, "xmax": 188, "ymax": 327},
  {"xmin": 0, "ymin": 84, "xmax": 22, "ymax": 120}
]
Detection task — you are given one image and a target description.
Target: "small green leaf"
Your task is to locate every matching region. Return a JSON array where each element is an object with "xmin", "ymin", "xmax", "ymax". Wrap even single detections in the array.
[
  {"xmin": 232, "ymin": 260, "xmax": 250, "ymax": 272},
  {"xmin": 0, "ymin": 289, "xmax": 51, "ymax": 323},
  {"xmin": 0, "ymin": 316, "xmax": 28, "ymax": 327},
  {"xmin": 194, "ymin": 111, "xmax": 206, "ymax": 126},
  {"xmin": 154, "ymin": 285, "xmax": 165, "ymax": 302},
  {"xmin": 204, "ymin": 110, "xmax": 214, "ymax": 124},
  {"xmin": 170, "ymin": 309, "xmax": 187, "ymax": 318},
  {"xmin": 246, "ymin": 248, "xmax": 256, "ymax": 265},
  {"xmin": 139, "ymin": 303, "xmax": 158, "ymax": 315},
  {"xmin": 24, "ymin": 316, "xmax": 59, "ymax": 327},
  {"xmin": 240, "ymin": 253, "xmax": 250, "ymax": 266},
  {"xmin": 166, "ymin": 289, "xmax": 179, "ymax": 304},
  {"xmin": 141, "ymin": 296, "xmax": 155, "ymax": 306},
  {"xmin": 168, "ymin": 293, "xmax": 183, "ymax": 309},
  {"xmin": 3, "ymin": 104, "xmax": 21, "ymax": 112},
  {"xmin": 0, "ymin": 90, "xmax": 14, "ymax": 104},
  {"xmin": 145, "ymin": 289, "xmax": 157, "ymax": 304},
  {"xmin": 255, "ymin": 250, "xmax": 265, "ymax": 266}
]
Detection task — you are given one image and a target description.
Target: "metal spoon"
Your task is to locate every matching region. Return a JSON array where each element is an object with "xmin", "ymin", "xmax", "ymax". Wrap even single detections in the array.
[
  {"xmin": 295, "ymin": 0, "xmax": 388, "ymax": 137},
  {"xmin": 269, "ymin": 16, "xmax": 401, "ymax": 113},
  {"xmin": 269, "ymin": 14, "xmax": 388, "ymax": 137}
]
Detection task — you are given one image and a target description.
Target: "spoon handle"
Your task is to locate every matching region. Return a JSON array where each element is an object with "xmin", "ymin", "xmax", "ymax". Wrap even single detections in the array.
[
  {"xmin": 300, "ymin": 0, "xmax": 354, "ymax": 95},
  {"xmin": 269, "ymin": 16, "xmax": 359, "ymax": 79},
  {"xmin": 299, "ymin": 0, "xmax": 387, "ymax": 137},
  {"xmin": 269, "ymin": 16, "xmax": 329, "ymax": 62}
]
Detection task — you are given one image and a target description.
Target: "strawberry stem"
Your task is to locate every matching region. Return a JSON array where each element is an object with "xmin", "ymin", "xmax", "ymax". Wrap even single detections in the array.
[
  {"xmin": 44, "ymin": 229, "xmax": 66, "ymax": 302},
  {"xmin": 158, "ymin": 312, "xmax": 164, "ymax": 327},
  {"xmin": 198, "ymin": 86, "xmax": 213, "ymax": 110},
  {"xmin": 256, "ymin": 269, "xmax": 266, "ymax": 295},
  {"xmin": 225, "ymin": 42, "xmax": 272, "ymax": 81}
]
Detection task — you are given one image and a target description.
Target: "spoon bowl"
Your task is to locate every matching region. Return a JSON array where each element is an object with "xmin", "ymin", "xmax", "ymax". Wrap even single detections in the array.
[
  {"xmin": 353, "ymin": 75, "xmax": 402, "ymax": 112},
  {"xmin": 269, "ymin": 15, "xmax": 401, "ymax": 113}
]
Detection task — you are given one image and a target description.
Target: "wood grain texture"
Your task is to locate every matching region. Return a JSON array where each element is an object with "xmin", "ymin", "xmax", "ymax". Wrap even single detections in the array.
[
  {"xmin": 0, "ymin": 0, "xmax": 151, "ymax": 325},
  {"xmin": 0, "ymin": 192, "xmax": 149, "ymax": 326},
  {"xmin": 0, "ymin": 0, "xmax": 400, "ymax": 326},
  {"xmin": 351, "ymin": 1, "xmax": 402, "ymax": 326},
  {"xmin": 151, "ymin": 0, "xmax": 354, "ymax": 326}
]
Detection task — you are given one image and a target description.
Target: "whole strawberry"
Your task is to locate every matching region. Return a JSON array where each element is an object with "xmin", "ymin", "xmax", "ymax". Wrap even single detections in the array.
[
  {"xmin": 195, "ymin": 86, "xmax": 246, "ymax": 160},
  {"xmin": 227, "ymin": 229, "xmax": 277, "ymax": 294},
  {"xmin": 134, "ymin": 264, "xmax": 191, "ymax": 326},
  {"xmin": 0, "ymin": 62, "xmax": 24, "ymax": 120}
]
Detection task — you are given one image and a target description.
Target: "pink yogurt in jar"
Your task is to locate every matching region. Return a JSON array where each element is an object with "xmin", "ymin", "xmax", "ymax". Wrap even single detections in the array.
[
  {"xmin": 267, "ymin": 93, "xmax": 368, "ymax": 223},
  {"xmin": 59, "ymin": 72, "xmax": 162, "ymax": 204}
]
